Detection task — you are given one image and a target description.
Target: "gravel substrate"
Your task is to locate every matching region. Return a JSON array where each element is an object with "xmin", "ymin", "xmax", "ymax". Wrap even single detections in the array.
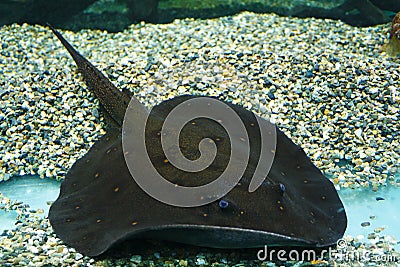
[
  {"xmin": 0, "ymin": 11, "xmax": 399, "ymax": 266},
  {"xmin": 1, "ymin": 12, "xmax": 399, "ymax": 189}
]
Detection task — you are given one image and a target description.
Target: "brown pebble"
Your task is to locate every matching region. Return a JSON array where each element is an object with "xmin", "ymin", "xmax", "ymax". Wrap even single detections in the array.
[
  {"xmin": 368, "ymin": 233, "xmax": 377, "ymax": 239},
  {"xmin": 374, "ymin": 227, "xmax": 385, "ymax": 233}
]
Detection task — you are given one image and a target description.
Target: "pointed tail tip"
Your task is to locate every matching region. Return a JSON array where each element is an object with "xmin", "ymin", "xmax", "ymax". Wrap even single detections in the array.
[
  {"xmin": 47, "ymin": 23, "xmax": 62, "ymax": 40},
  {"xmin": 47, "ymin": 23, "xmax": 56, "ymax": 33},
  {"xmin": 46, "ymin": 22, "xmax": 84, "ymax": 64}
]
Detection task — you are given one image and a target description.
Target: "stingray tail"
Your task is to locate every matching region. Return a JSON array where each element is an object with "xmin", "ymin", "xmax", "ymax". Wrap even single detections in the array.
[{"xmin": 48, "ymin": 24, "xmax": 131, "ymax": 126}]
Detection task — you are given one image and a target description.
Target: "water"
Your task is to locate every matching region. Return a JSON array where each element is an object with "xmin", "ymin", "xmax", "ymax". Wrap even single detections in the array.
[
  {"xmin": 339, "ymin": 185, "xmax": 400, "ymax": 248},
  {"xmin": 0, "ymin": 210, "xmax": 18, "ymax": 233},
  {"xmin": 1, "ymin": 175, "xmax": 398, "ymax": 248},
  {"xmin": 0, "ymin": 175, "xmax": 61, "ymax": 232},
  {"xmin": 0, "ymin": 175, "xmax": 60, "ymax": 213}
]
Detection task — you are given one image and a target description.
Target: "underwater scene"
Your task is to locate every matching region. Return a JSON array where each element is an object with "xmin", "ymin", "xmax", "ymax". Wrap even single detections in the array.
[{"xmin": 0, "ymin": 0, "xmax": 399, "ymax": 266}]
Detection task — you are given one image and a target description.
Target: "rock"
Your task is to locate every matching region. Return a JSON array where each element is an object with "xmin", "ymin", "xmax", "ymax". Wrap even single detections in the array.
[
  {"xmin": 361, "ymin": 221, "xmax": 371, "ymax": 227},
  {"xmin": 0, "ymin": 0, "xmax": 391, "ymax": 32},
  {"xmin": 291, "ymin": 0, "xmax": 390, "ymax": 27},
  {"xmin": 28, "ymin": 245, "xmax": 39, "ymax": 254},
  {"xmin": 126, "ymin": 0, "xmax": 159, "ymax": 22},
  {"xmin": 354, "ymin": 128, "xmax": 363, "ymax": 138},
  {"xmin": 338, "ymin": 0, "xmax": 390, "ymax": 26},
  {"xmin": 370, "ymin": 0, "xmax": 400, "ymax": 13},
  {"xmin": 0, "ymin": 0, "xmax": 97, "ymax": 26}
]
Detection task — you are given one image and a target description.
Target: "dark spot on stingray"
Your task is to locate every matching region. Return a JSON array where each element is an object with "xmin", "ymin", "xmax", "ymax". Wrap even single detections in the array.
[
  {"xmin": 376, "ymin": 197, "xmax": 384, "ymax": 201},
  {"xmin": 218, "ymin": 199, "xmax": 229, "ymax": 209},
  {"xmin": 361, "ymin": 222, "xmax": 370, "ymax": 227},
  {"xmin": 47, "ymin": 26, "xmax": 347, "ymax": 257}
]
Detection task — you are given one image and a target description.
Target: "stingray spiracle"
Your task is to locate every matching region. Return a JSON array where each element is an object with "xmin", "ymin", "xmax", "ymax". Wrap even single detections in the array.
[{"xmin": 122, "ymin": 96, "xmax": 276, "ymax": 207}]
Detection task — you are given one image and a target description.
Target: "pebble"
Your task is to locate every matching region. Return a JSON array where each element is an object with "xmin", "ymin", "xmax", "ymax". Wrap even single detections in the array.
[
  {"xmin": 179, "ymin": 259, "xmax": 188, "ymax": 266},
  {"xmin": 196, "ymin": 257, "xmax": 207, "ymax": 265},
  {"xmin": 361, "ymin": 221, "xmax": 371, "ymax": 227}
]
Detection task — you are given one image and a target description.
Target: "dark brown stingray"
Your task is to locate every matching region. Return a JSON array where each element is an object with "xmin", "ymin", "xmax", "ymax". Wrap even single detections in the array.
[{"xmin": 48, "ymin": 26, "xmax": 347, "ymax": 257}]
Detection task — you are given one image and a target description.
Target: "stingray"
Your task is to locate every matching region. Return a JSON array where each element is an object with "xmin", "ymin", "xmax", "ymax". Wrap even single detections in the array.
[{"xmin": 47, "ymin": 26, "xmax": 347, "ymax": 257}]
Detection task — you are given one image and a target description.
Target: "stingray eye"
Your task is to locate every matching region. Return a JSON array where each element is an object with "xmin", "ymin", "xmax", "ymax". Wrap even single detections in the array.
[
  {"xmin": 279, "ymin": 183, "xmax": 286, "ymax": 194},
  {"xmin": 218, "ymin": 199, "xmax": 229, "ymax": 209}
]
